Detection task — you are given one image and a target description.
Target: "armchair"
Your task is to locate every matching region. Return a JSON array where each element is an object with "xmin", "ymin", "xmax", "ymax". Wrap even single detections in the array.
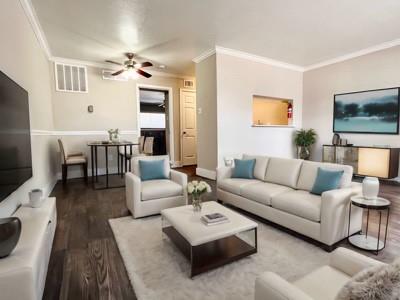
[
  {"xmin": 255, "ymin": 247, "xmax": 385, "ymax": 300},
  {"xmin": 125, "ymin": 155, "xmax": 188, "ymax": 218}
]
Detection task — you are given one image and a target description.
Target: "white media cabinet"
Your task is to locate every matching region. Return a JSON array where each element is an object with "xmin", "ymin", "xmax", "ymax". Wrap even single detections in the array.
[{"xmin": 0, "ymin": 197, "xmax": 57, "ymax": 300}]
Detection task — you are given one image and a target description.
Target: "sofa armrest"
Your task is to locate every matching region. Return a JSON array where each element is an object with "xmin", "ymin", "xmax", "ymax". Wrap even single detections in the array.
[
  {"xmin": 320, "ymin": 184, "xmax": 362, "ymax": 245},
  {"xmin": 125, "ymin": 172, "xmax": 142, "ymax": 217},
  {"xmin": 216, "ymin": 166, "xmax": 233, "ymax": 183},
  {"xmin": 255, "ymin": 272, "xmax": 313, "ymax": 300},
  {"xmin": 330, "ymin": 247, "xmax": 386, "ymax": 277},
  {"xmin": 170, "ymin": 170, "xmax": 188, "ymax": 204}
]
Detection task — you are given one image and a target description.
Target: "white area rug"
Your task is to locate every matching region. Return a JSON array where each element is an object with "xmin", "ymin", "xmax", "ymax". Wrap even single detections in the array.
[{"xmin": 109, "ymin": 214, "xmax": 330, "ymax": 300}]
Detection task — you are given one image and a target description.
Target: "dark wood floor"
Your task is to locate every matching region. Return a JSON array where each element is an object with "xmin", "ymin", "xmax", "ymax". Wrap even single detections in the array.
[{"xmin": 44, "ymin": 166, "xmax": 400, "ymax": 299}]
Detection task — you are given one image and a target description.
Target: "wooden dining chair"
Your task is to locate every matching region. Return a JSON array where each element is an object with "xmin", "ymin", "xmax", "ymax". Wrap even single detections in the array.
[
  {"xmin": 143, "ymin": 136, "xmax": 154, "ymax": 155},
  {"xmin": 58, "ymin": 139, "xmax": 88, "ymax": 184}
]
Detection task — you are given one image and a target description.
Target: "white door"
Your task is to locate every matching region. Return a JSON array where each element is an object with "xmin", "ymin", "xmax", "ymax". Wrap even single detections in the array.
[{"xmin": 180, "ymin": 89, "xmax": 197, "ymax": 165}]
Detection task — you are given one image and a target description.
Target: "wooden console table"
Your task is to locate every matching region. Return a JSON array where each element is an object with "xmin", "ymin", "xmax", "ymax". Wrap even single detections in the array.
[{"xmin": 323, "ymin": 145, "xmax": 400, "ymax": 179}]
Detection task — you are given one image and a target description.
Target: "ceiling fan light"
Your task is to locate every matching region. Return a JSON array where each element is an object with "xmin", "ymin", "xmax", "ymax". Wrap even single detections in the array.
[
  {"xmin": 126, "ymin": 68, "xmax": 139, "ymax": 79},
  {"xmin": 134, "ymin": 63, "xmax": 142, "ymax": 68}
]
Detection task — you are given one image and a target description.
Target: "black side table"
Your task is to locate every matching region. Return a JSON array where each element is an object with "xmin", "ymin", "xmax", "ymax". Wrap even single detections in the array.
[{"xmin": 348, "ymin": 196, "xmax": 390, "ymax": 255}]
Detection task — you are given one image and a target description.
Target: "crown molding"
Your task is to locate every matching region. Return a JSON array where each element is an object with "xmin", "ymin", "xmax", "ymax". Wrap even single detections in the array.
[
  {"xmin": 192, "ymin": 48, "xmax": 217, "ymax": 63},
  {"xmin": 215, "ymin": 46, "xmax": 305, "ymax": 72},
  {"xmin": 303, "ymin": 38, "xmax": 400, "ymax": 71},
  {"xmin": 19, "ymin": 0, "xmax": 52, "ymax": 59}
]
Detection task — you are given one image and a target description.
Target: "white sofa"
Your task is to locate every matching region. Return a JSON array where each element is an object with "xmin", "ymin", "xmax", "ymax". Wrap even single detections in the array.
[
  {"xmin": 217, "ymin": 155, "xmax": 363, "ymax": 248},
  {"xmin": 126, "ymin": 155, "xmax": 188, "ymax": 218},
  {"xmin": 255, "ymin": 247, "xmax": 386, "ymax": 300}
]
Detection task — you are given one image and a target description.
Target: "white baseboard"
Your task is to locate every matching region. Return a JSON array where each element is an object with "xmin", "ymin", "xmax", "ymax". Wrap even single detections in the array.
[
  {"xmin": 196, "ymin": 167, "xmax": 216, "ymax": 180},
  {"xmin": 56, "ymin": 167, "xmax": 120, "ymax": 180},
  {"xmin": 171, "ymin": 161, "xmax": 182, "ymax": 168}
]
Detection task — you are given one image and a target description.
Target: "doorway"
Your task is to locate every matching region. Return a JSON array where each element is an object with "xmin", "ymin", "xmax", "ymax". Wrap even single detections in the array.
[{"xmin": 137, "ymin": 85, "xmax": 174, "ymax": 161}]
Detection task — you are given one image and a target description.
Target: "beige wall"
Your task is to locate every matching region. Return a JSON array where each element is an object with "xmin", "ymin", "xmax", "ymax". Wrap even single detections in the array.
[
  {"xmin": 0, "ymin": 0, "xmax": 57, "ymax": 217},
  {"xmin": 216, "ymin": 53, "xmax": 303, "ymax": 165},
  {"xmin": 51, "ymin": 66, "xmax": 187, "ymax": 167},
  {"xmin": 303, "ymin": 46, "xmax": 400, "ymax": 162},
  {"xmin": 196, "ymin": 54, "xmax": 218, "ymax": 172}
]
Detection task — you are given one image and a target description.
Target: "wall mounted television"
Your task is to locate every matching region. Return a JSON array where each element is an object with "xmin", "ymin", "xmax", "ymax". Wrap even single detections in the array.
[
  {"xmin": 333, "ymin": 87, "xmax": 400, "ymax": 134},
  {"xmin": 0, "ymin": 70, "xmax": 32, "ymax": 202}
]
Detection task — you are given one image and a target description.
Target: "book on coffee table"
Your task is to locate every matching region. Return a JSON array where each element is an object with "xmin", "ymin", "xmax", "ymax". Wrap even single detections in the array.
[{"xmin": 201, "ymin": 213, "xmax": 229, "ymax": 226}]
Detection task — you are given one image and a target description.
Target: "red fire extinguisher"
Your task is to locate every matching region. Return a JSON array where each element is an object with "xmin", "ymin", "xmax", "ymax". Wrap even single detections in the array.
[{"xmin": 287, "ymin": 103, "xmax": 293, "ymax": 119}]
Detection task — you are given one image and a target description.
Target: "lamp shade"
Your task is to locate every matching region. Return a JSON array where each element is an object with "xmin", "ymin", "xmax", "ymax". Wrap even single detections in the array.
[{"xmin": 358, "ymin": 148, "xmax": 390, "ymax": 178}]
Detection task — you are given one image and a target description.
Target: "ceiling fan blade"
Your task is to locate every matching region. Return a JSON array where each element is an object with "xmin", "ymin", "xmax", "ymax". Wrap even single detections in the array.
[
  {"xmin": 105, "ymin": 60, "xmax": 123, "ymax": 66},
  {"xmin": 139, "ymin": 61, "xmax": 153, "ymax": 68},
  {"xmin": 112, "ymin": 69, "xmax": 125, "ymax": 76},
  {"xmin": 136, "ymin": 69, "xmax": 152, "ymax": 78}
]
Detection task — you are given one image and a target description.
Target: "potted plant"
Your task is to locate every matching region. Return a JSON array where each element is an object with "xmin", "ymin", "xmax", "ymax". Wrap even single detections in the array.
[
  {"xmin": 294, "ymin": 129, "xmax": 317, "ymax": 160},
  {"xmin": 187, "ymin": 180, "xmax": 212, "ymax": 212}
]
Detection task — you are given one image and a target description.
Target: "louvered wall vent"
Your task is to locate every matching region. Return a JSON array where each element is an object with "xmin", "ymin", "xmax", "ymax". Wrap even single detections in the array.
[{"xmin": 55, "ymin": 63, "xmax": 88, "ymax": 93}]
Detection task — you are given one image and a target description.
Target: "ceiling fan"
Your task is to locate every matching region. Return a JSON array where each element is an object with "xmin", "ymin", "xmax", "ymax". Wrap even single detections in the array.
[{"xmin": 105, "ymin": 53, "xmax": 153, "ymax": 78}]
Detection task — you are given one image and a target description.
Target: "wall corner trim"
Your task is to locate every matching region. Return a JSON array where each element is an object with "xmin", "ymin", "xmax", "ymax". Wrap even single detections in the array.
[
  {"xmin": 196, "ymin": 168, "xmax": 216, "ymax": 180},
  {"xmin": 19, "ymin": 0, "xmax": 52, "ymax": 59}
]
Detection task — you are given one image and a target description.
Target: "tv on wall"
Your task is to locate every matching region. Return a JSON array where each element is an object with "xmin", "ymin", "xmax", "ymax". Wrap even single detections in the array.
[
  {"xmin": 0, "ymin": 70, "xmax": 32, "ymax": 202},
  {"xmin": 333, "ymin": 87, "xmax": 400, "ymax": 134}
]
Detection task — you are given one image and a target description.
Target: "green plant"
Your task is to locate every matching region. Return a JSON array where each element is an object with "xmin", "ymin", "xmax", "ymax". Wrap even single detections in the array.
[{"xmin": 294, "ymin": 129, "xmax": 317, "ymax": 147}]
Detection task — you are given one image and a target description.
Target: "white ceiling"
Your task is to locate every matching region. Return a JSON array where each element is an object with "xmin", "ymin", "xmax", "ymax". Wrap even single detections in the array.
[{"xmin": 32, "ymin": 0, "xmax": 400, "ymax": 76}]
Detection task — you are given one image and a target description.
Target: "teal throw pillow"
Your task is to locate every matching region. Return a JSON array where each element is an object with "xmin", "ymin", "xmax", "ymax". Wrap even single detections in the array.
[
  {"xmin": 311, "ymin": 167, "xmax": 344, "ymax": 195},
  {"xmin": 232, "ymin": 159, "xmax": 256, "ymax": 179},
  {"xmin": 139, "ymin": 159, "xmax": 168, "ymax": 181}
]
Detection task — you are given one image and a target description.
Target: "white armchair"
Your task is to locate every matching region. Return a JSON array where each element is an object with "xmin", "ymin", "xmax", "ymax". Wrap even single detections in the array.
[
  {"xmin": 125, "ymin": 155, "xmax": 188, "ymax": 218},
  {"xmin": 255, "ymin": 247, "xmax": 386, "ymax": 300}
]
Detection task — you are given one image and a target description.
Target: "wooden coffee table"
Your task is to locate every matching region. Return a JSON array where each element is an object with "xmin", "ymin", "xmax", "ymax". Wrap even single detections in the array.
[{"xmin": 161, "ymin": 201, "xmax": 258, "ymax": 277}]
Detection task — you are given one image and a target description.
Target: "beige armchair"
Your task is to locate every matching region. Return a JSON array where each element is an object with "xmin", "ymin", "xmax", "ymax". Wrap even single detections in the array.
[
  {"xmin": 255, "ymin": 247, "xmax": 385, "ymax": 300},
  {"xmin": 58, "ymin": 139, "xmax": 88, "ymax": 184},
  {"xmin": 125, "ymin": 155, "xmax": 187, "ymax": 218}
]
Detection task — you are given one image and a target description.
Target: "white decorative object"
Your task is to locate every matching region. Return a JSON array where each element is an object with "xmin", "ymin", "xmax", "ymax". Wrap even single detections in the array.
[
  {"xmin": 224, "ymin": 157, "xmax": 234, "ymax": 167},
  {"xmin": 362, "ymin": 177, "xmax": 379, "ymax": 200},
  {"xmin": 29, "ymin": 189, "xmax": 43, "ymax": 208},
  {"xmin": 187, "ymin": 180, "xmax": 212, "ymax": 211}
]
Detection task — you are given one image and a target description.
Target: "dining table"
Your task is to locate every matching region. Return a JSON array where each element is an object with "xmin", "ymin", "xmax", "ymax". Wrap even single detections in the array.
[{"xmin": 87, "ymin": 141, "xmax": 139, "ymax": 189}]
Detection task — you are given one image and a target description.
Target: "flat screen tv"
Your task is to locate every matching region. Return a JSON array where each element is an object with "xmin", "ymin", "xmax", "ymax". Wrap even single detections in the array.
[
  {"xmin": 333, "ymin": 87, "xmax": 400, "ymax": 134},
  {"xmin": 0, "ymin": 70, "xmax": 32, "ymax": 202}
]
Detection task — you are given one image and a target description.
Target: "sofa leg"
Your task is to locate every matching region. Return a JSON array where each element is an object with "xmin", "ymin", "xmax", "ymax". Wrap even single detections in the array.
[
  {"xmin": 322, "ymin": 244, "xmax": 336, "ymax": 252},
  {"xmin": 217, "ymin": 199, "xmax": 224, "ymax": 205}
]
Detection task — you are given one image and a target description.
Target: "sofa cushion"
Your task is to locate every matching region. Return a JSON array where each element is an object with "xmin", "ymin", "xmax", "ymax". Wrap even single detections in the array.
[
  {"xmin": 311, "ymin": 168, "xmax": 344, "ymax": 195},
  {"xmin": 271, "ymin": 190, "xmax": 321, "ymax": 222},
  {"xmin": 294, "ymin": 266, "xmax": 350, "ymax": 300},
  {"xmin": 232, "ymin": 158, "xmax": 256, "ymax": 179},
  {"xmin": 141, "ymin": 179, "xmax": 183, "ymax": 201},
  {"xmin": 242, "ymin": 154, "xmax": 269, "ymax": 180},
  {"xmin": 218, "ymin": 178, "xmax": 259, "ymax": 196},
  {"xmin": 241, "ymin": 182, "xmax": 293, "ymax": 206},
  {"xmin": 297, "ymin": 160, "xmax": 353, "ymax": 191},
  {"xmin": 139, "ymin": 159, "xmax": 168, "ymax": 181},
  {"xmin": 132, "ymin": 155, "xmax": 170, "ymax": 178},
  {"xmin": 264, "ymin": 157, "xmax": 303, "ymax": 188}
]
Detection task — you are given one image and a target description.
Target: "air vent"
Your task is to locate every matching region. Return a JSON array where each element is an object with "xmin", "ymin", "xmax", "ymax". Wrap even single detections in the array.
[
  {"xmin": 102, "ymin": 70, "xmax": 128, "ymax": 81},
  {"xmin": 183, "ymin": 79, "xmax": 194, "ymax": 88},
  {"xmin": 55, "ymin": 63, "xmax": 88, "ymax": 93}
]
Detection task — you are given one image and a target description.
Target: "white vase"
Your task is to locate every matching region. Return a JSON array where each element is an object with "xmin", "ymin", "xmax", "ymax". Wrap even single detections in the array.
[
  {"xmin": 362, "ymin": 177, "xmax": 379, "ymax": 200},
  {"xmin": 29, "ymin": 189, "xmax": 43, "ymax": 208}
]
